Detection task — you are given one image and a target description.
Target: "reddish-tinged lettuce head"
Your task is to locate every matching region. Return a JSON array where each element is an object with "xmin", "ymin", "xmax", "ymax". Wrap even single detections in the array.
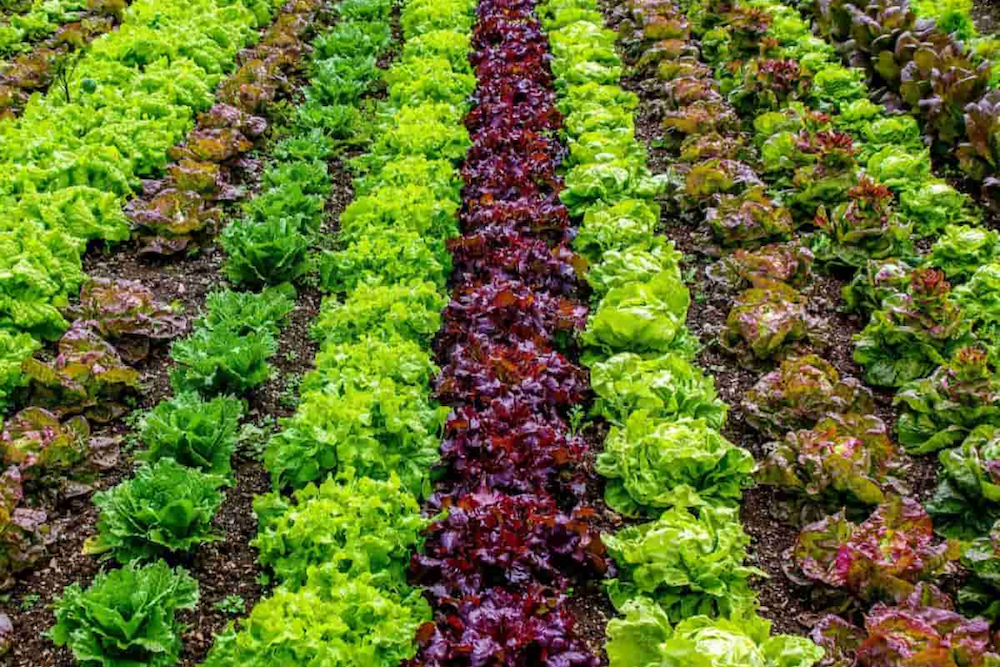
[
  {"xmin": 721, "ymin": 281, "xmax": 825, "ymax": 363},
  {"xmin": 789, "ymin": 496, "xmax": 960, "ymax": 603}
]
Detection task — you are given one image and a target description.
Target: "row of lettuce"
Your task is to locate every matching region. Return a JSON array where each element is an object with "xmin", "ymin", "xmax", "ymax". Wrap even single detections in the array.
[
  {"xmin": 0, "ymin": 0, "xmax": 316, "ymax": 607},
  {"xmin": 532, "ymin": 0, "xmax": 834, "ymax": 665},
  {"xmin": 607, "ymin": 0, "xmax": 1000, "ymax": 662},
  {"xmin": 194, "ymin": 0, "xmax": 483, "ymax": 663}
]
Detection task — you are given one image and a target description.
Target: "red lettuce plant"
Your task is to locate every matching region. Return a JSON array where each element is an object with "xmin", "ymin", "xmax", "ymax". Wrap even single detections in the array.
[
  {"xmin": 721, "ymin": 281, "xmax": 826, "ymax": 363},
  {"xmin": 411, "ymin": 490, "xmax": 610, "ymax": 601},
  {"xmin": 65, "ymin": 278, "xmax": 188, "ymax": 362},
  {"xmin": 705, "ymin": 187, "xmax": 795, "ymax": 247},
  {"xmin": 730, "ymin": 58, "xmax": 813, "ymax": 116},
  {"xmin": 407, "ymin": 587, "xmax": 599, "ymax": 667},
  {"xmin": 0, "ymin": 467, "xmax": 47, "ymax": 589},
  {"xmin": 758, "ymin": 412, "xmax": 908, "ymax": 508},
  {"xmin": 842, "ymin": 258, "xmax": 914, "ymax": 314},
  {"xmin": 707, "ymin": 241, "xmax": 814, "ymax": 289},
  {"xmin": 744, "ymin": 354, "xmax": 875, "ymax": 438},
  {"xmin": 788, "ymin": 496, "xmax": 960, "ymax": 603},
  {"xmin": 21, "ymin": 325, "xmax": 140, "ymax": 422},
  {"xmin": 811, "ymin": 583, "xmax": 1000, "ymax": 667}
]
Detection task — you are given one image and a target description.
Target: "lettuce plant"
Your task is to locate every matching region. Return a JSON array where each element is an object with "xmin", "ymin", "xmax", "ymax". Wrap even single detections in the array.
[
  {"xmin": 590, "ymin": 352, "xmax": 728, "ymax": 428},
  {"xmin": 706, "ymin": 242, "xmax": 814, "ymax": 290},
  {"xmin": 842, "ymin": 258, "xmax": 913, "ymax": 314},
  {"xmin": 607, "ymin": 598, "xmax": 824, "ymax": 667},
  {"xmin": 586, "ymin": 238, "xmax": 683, "ymax": 301},
  {"xmin": 253, "ymin": 471, "xmax": 430, "ymax": 591},
  {"xmin": 899, "ymin": 181, "xmax": 976, "ymax": 238},
  {"xmin": 811, "ymin": 177, "xmax": 914, "ymax": 268},
  {"xmin": 954, "ymin": 263, "xmax": 1000, "ymax": 358},
  {"xmin": 926, "ymin": 425, "xmax": 1000, "ymax": 539},
  {"xmin": 729, "ymin": 58, "xmax": 812, "ymax": 115},
  {"xmin": 0, "ymin": 467, "xmax": 46, "ymax": 589},
  {"xmin": 759, "ymin": 412, "xmax": 908, "ymax": 508},
  {"xmin": 409, "ymin": 587, "xmax": 598, "ymax": 667},
  {"xmin": 811, "ymin": 583, "xmax": 1000, "ymax": 667},
  {"xmin": 604, "ymin": 505, "xmax": 761, "ymax": 620},
  {"xmin": 721, "ymin": 281, "xmax": 824, "ymax": 363},
  {"xmin": 412, "ymin": 490, "xmax": 609, "ymax": 600},
  {"xmin": 854, "ymin": 268, "xmax": 971, "ymax": 387},
  {"xmin": 202, "ymin": 570, "xmax": 429, "ymax": 667},
  {"xmin": 1, "ymin": 407, "xmax": 116, "ymax": 501},
  {"xmin": 311, "ymin": 280, "xmax": 446, "ymax": 347},
  {"xmin": 21, "ymin": 325, "xmax": 139, "ymax": 422},
  {"xmin": 789, "ymin": 496, "xmax": 959, "ymax": 603},
  {"xmin": 705, "ymin": 187, "xmax": 795, "ymax": 248},
  {"xmin": 925, "ymin": 225, "xmax": 1000, "ymax": 283},
  {"xmin": 596, "ymin": 412, "xmax": 754, "ymax": 516},
  {"xmin": 959, "ymin": 520, "xmax": 1000, "ymax": 620},
  {"xmin": 197, "ymin": 287, "xmax": 294, "ymax": 338},
  {"xmin": 790, "ymin": 130, "xmax": 859, "ymax": 214},
  {"xmin": 137, "ymin": 392, "xmax": 243, "ymax": 477},
  {"xmin": 85, "ymin": 458, "xmax": 226, "ymax": 563},
  {"xmin": 744, "ymin": 354, "xmax": 874, "ymax": 438},
  {"xmin": 221, "ymin": 214, "xmax": 311, "ymax": 288},
  {"xmin": 64, "ymin": 278, "xmax": 187, "ymax": 362},
  {"xmin": 895, "ymin": 347, "xmax": 1000, "ymax": 453},
  {"xmin": 48, "ymin": 561, "xmax": 199, "ymax": 667},
  {"xmin": 572, "ymin": 199, "xmax": 661, "ymax": 264},
  {"xmin": 0, "ymin": 330, "xmax": 39, "ymax": 415}
]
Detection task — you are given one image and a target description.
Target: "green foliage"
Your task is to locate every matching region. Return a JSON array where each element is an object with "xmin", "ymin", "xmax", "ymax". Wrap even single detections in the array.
[
  {"xmin": 959, "ymin": 519, "xmax": 1000, "ymax": 619},
  {"xmin": 604, "ymin": 505, "xmax": 761, "ymax": 620},
  {"xmin": 170, "ymin": 328, "xmax": 277, "ymax": 397},
  {"xmin": 595, "ymin": 412, "xmax": 754, "ymax": 517},
  {"xmin": 320, "ymin": 228, "xmax": 451, "ymax": 293},
  {"xmin": 586, "ymin": 238, "xmax": 683, "ymax": 301},
  {"xmin": 928, "ymin": 425, "xmax": 1000, "ymax": 539},
  {"xmin": 213, "ymin": 595, "xmax": 246, "ymax": 616},
  {"xmin": 573, "ymin": 199, "xmax": 661, "ymax": 265},
  {"xmin": 263, "ymin": 380, "xmax": 448, "ymax": 495},
  {"xmin": 311, "ymin": 280, "xmax": 446, "ymax": 347},
  {"xmin": 48, "ymin": 560, "xmax": 199, "ymax": 667},
  {"xmin": 201, "ymin": 570, "xmax": 429, "ymax": 667},
  {"xmin": 925, "ymin": 225, "xmax": 1000, "ymax": 283},
  {"xmin": 899, "ymin": 181, "xmax": 977, "ymax": 237},
  {"xmin": 0, "ymin": 330, "xmax": 40, "ymax": 414},
  {"xmin": 954, "ymin": 263, "xmax": 1000, "ymax": 357},
  {"xmin": 253, "ymin": 470, "xmax": 431, "ymax": 591},
  {"xmin": 590, "ymin": 352, "xmax": 728, "ymax": 428},
  {"xmin": 302, "ymin": 336, "xmax": 439, "ymax": 396},
  {"xmin": 137, "ymin": 392, "xmax": 244, "ymax": 477},
  {"xmin": 196, "ymin": 287, "xmax": 295, "ymax": 339},
  {"xmin": 352, "ymin": 156, "xmax": 462, "ymax": 203},
  {"xmin": 721, "ymin": 281, "xmax": 823, "ymax": 362},
  {"xmin": 222, "ymin": 215, "xmax": 312, "ymax": 288},
  {"xmin": 85, "ymin": 458, "xmax": 226, "ymax": 563},
  {"xmin": 606, "ymin": 599, "xmax": 824, "ymax": 667},
  {"xmin": 401, "ymin": 29, "xmax": 473, "ymax": 74}
]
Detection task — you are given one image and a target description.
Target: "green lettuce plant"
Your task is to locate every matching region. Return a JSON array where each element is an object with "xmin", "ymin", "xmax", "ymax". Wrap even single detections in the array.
[
  {"xmin": 310, "ymin": 280, "xmax": 446, "ymax": 347},
  {"xmin": 590, "ymin": 352, "xmax": 728, "ymax": 428},
  {"xmin": 895, "ymin": 347, "xmax": 1000, "ymax": 453},
  {"xmin": 48, "ymin": 560, "xmax": 199, "ymax": 667},
  {"xmin": 0, "ymin": 330, "xmax": 41, "ymax": 416},
  {"xmin": 954, "ymin": 263, "xmax": 1000, "ymax": 359},
  {"xmin": 253, "ymin": 470, "xmax": 431, "ymax": 591},
  {"xmin": 959, "ymin": 519, "xmax": 1000, "ymax": 619},
  {"xmin": 595, "ymin": 412, "xmax": 754, "ymax": 517},
  {"xmin": 604, "ymin": 505, "xmax": 761, "ymax": 620},
  {"xmin": 606, "ymin": 598, "xmax": 824, "ymax": 667},
  {"xmin": 925, "ymin": 225, "xmax": 1000, "ymax": 283},
  {"xmin": 137, "ymin": 392, "xmax": 244, "ymax": 477},
  {"xmin": 169, "ymin": 328, "xmax": 277, "ymax": 397},
  {"xmin": 841, "ymin": 258, "xmax": 913, "ymax": 314},
  {"xmin": 85, "ymin": 458, "xmax": 226, "ymax": 563},
  {"xmin": 926, "ymin": 425, "xmax": 1000, "ymax": 538}
]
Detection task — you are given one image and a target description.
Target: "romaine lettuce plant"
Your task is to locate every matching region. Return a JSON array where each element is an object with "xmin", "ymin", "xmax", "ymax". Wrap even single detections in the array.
[
  {"xmin": 744, "ymin": 354, "xmax": 875, "ymax": 438},
  {"xmin": 85, "ymin": 458, "xmax": 226, "ymax": 563},
  {"xmin": 590, "ymin": 351, "xmax": 728, "ymax": 428},
  {"xmin": 137, "ymin": 392, "xmax": 243, "ymax": 477},
  {"xmin": 895, "ymin": 346, "xmax": 1000, "ymax": 453},
  {"xmin": 253, "ymin": 470, "xmax": 430, "ymax": 591},
  {"xmin": 854, "ymin": 268, "xmax": 971, "ymax": 387},
  {"xmin": 841, "ymin": 258, "xmax": 913, "ymax": 314},
  {"xmin": 926, "ymin": 424, "xmax": 1000, "ymax": 538},
  {"xmin": 721, "ymin": 281, "xmax": 825, "ymax": 363},
  {"xmin": 788, "ymin": 496, "xmax": 959, "ymax": 603},
  {"xmin": 169, "ymin": 328, "xmax": 277, "ymax": 397},
  {"xmin": 959, "ymin": 519, "xmax": 1000, "ymax": 620},
  {"xmin": 596, "ymin": 412, "xmax": 754, "ymax": 516},
  {"xmin": 604, "ymin": 505, "xmax": 761, "ymax": 620},
  {"xmin": 48, "ymin": 561, "xmax": 199, "ymax": 667},
  {"xmin": 758, "ymin": 412, "xmax": 908, "ymax": 508}
]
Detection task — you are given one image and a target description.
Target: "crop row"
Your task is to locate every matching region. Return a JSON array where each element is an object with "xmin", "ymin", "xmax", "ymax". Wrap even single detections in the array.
[
  {"xmin": 785, "ymin": 0, "xmax": 1000, "ymax": 196},
  {"xmin": 605, "ymin": 0, "xmax": 1000, "ymax": 662},
  {"xmin": 0, "ymin": 0, "xmax": 119, "ymax": 57},
  {"xmin": 188, "ymin": 0, "xmax": 483, "ymax": 663}
]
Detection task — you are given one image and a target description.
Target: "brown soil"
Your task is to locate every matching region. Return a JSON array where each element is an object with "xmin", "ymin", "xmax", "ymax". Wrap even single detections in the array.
[{"xmin": 973, "ymin": 0, "xmax": 1000, "ymax": 35}]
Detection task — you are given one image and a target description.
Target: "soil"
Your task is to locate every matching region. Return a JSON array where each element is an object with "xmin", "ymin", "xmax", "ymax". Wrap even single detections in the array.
[
  {"xmin": 0, "ymin": 4, "xmax": 354, "ymax": 665},
  {"xmin": 973, "ymin": 0, "xmax": 1000, "ymax": 36}
]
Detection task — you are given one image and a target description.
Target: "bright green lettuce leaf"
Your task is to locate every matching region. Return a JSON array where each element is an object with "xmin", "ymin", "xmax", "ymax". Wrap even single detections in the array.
[
  {"xmin": 595, "ymin": 412, "xmax": 754, "ymax": 517},
  {"xmin": 169, "ymin": 328, "xmax": 277, "ymax": 397},
  {"xmin": 310, "ymin": 280, "xmax": 446, "ymax": 347},
  {"xmin": 954, "ymin": 263, "xmax": 1000, "ymax": 359},
  {"xmin": 137, "ymin": 392, "xmax": 244, "ymax": 477},
  {"xmin": 573, "ymin": 199, "xmax": 661, "ymax": 265},
  {"xmin": 586, "ymin": 239, "xmax": 683, "ymax": 301},
  {"xmin": 926, "ymin": 425, "xmax": 1000, "ymax": 539},
  {"xmin": 924, "ymin": 224, "xmax": 1000, "ymax": 283},
  {"xmin": 0, "ymin": 330, "xmax": 40, "ymax": 414}
]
